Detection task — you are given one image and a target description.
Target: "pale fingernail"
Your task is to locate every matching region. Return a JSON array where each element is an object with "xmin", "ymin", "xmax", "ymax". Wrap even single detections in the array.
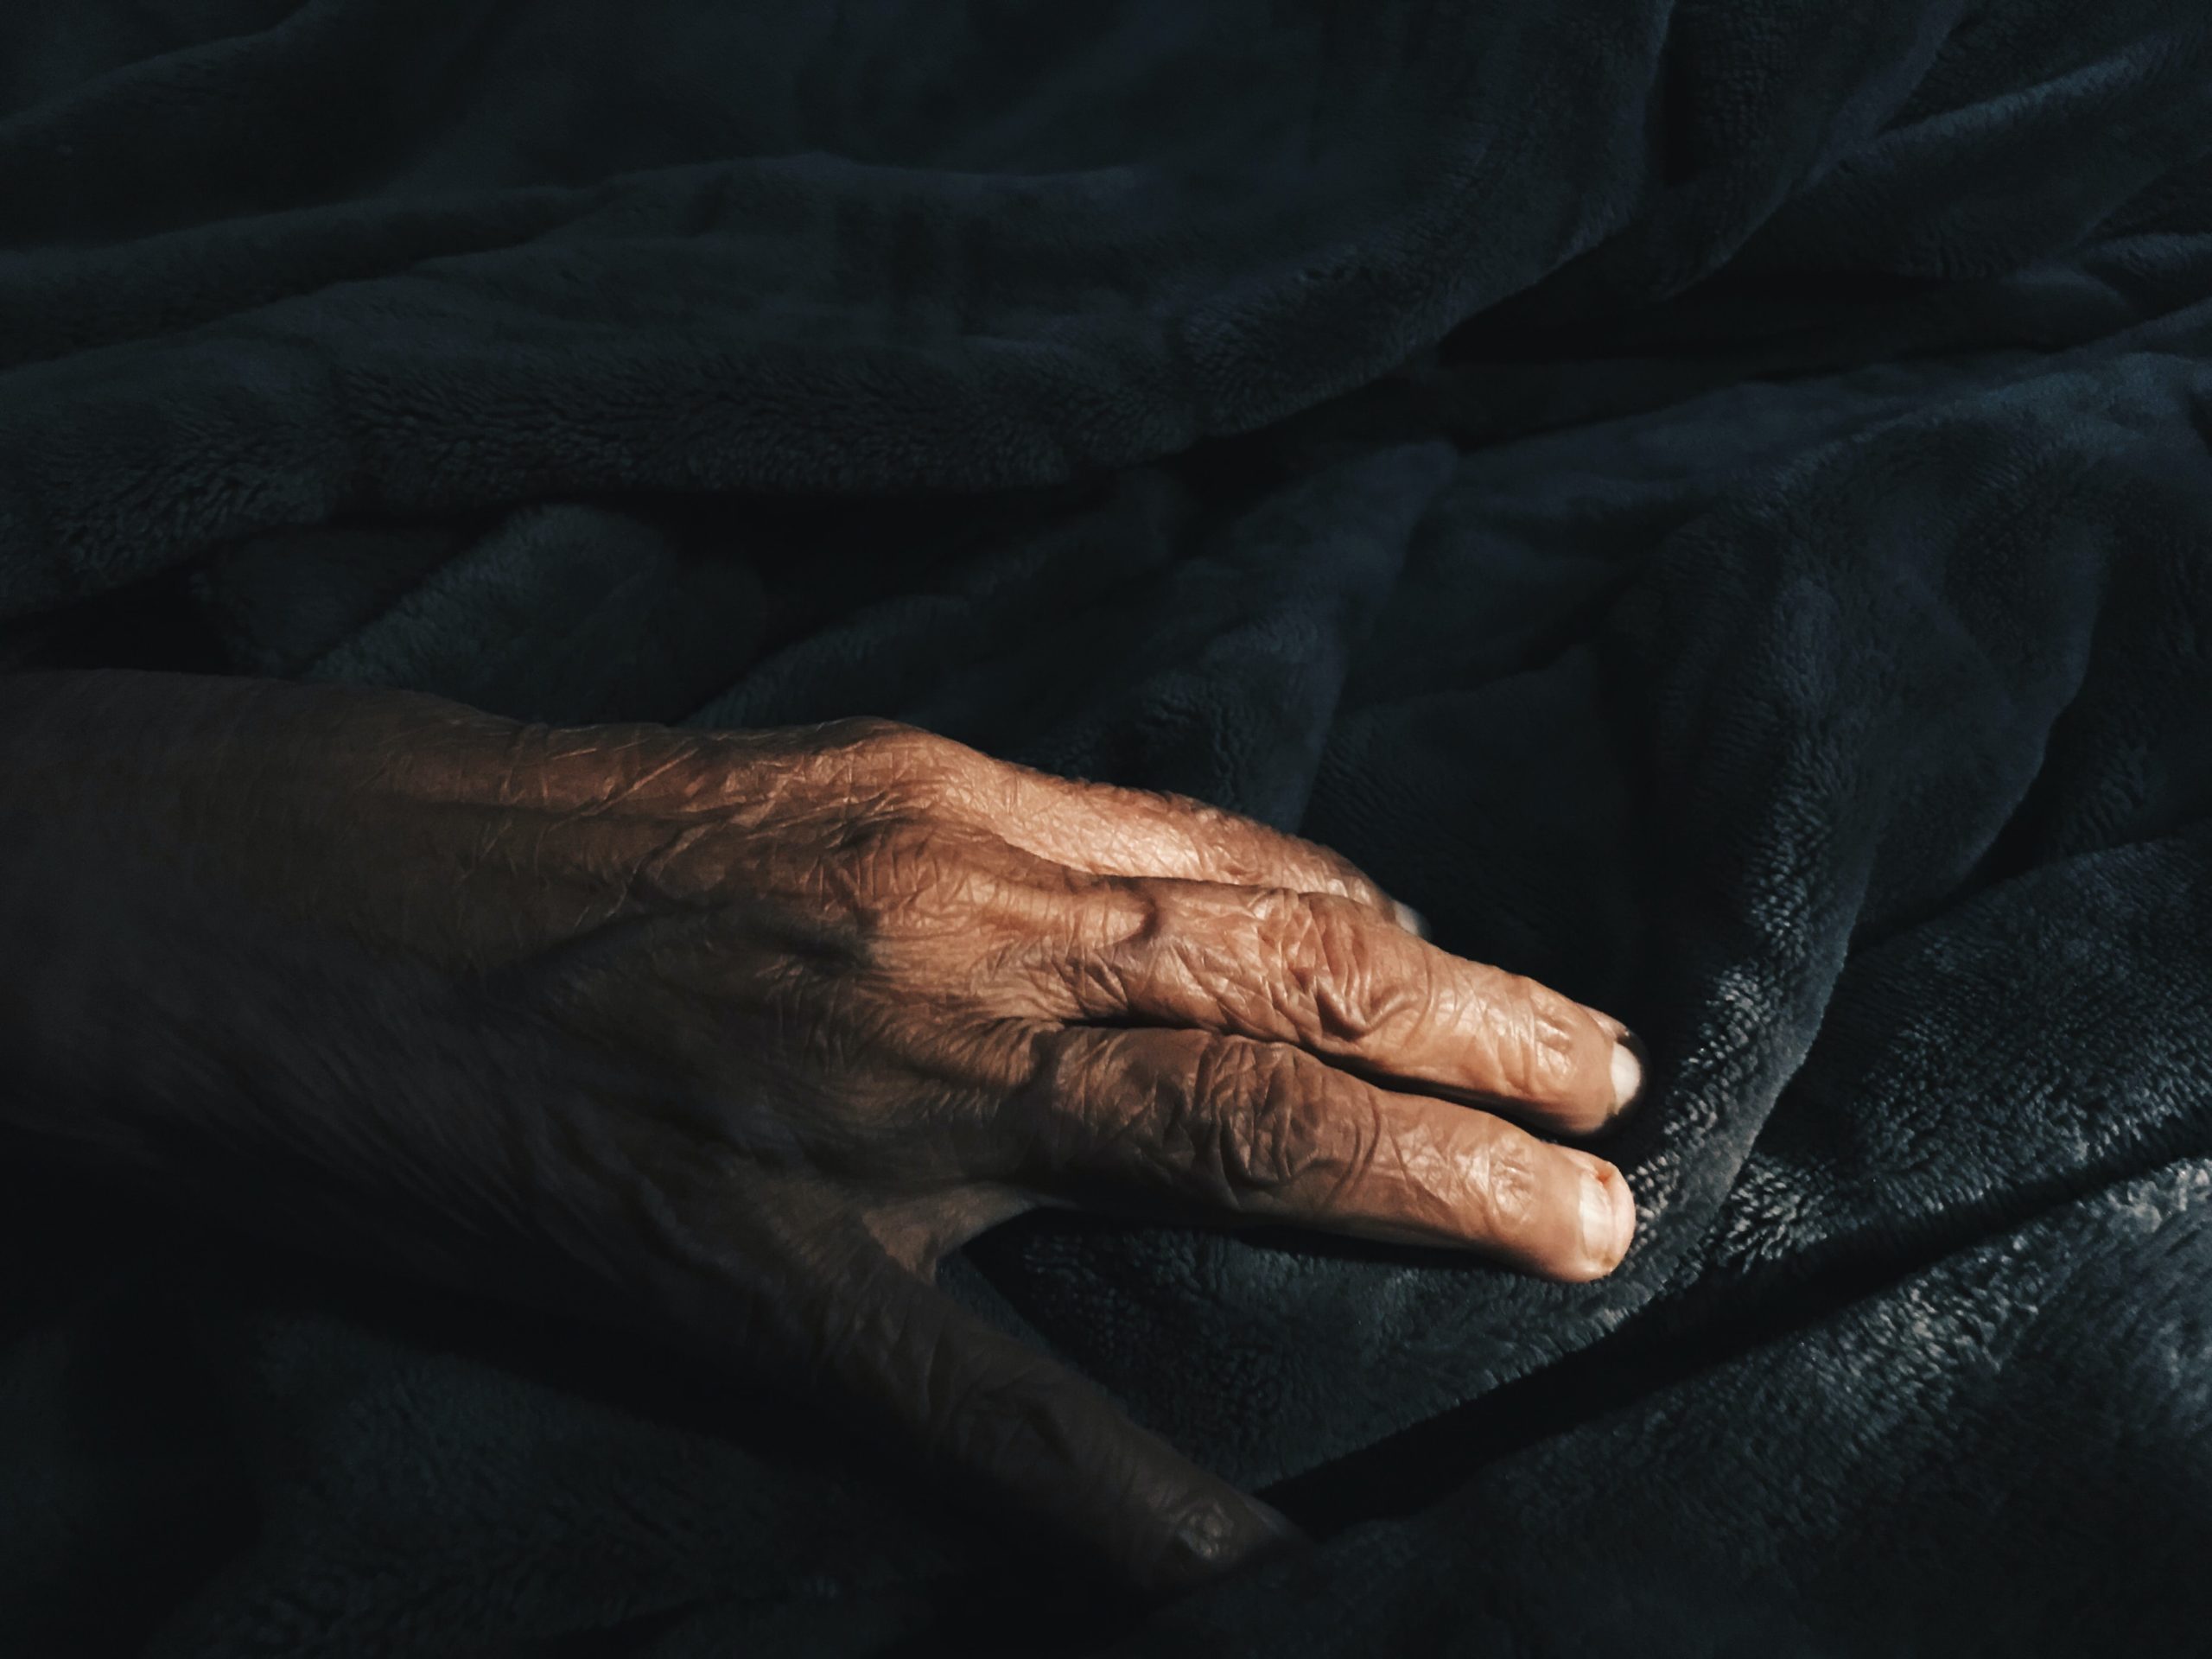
[
  {"xmin": 1610, "ymin": 1039, "xmax": 1643, "ymax": 1111},
  {"xmin": 1166, "ymin": 1503, "xmax": 1244, "ymax": 1576},
  {"xmin": 1580, "ymin": 1170, "xmax": 1630, "ymax": 1269},
  {"xmin": 1391, "ymin": 899, "xmax": 1430, "ymax": 938},
  {"xmin": 1168, "ymin": 1496, "xmax": 1306, "ymax": 1584}
]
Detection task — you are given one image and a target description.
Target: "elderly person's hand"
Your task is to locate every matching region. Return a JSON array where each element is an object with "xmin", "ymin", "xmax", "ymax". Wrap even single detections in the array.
[{"xmin": 0, "ymin": 671, "xmax": 1642, "ymax": 1595}]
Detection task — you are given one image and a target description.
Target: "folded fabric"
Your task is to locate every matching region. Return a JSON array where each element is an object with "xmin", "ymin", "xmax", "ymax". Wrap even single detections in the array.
[{"xmin": 2, "ymin": 2, "xmax": 2208, "ymax": 1652}]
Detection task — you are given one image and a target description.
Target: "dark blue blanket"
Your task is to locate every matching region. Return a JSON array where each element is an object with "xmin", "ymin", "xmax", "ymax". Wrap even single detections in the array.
[{"xmin": 3, "ymin": 3, "xmax": 2210, "ymax": 1652}]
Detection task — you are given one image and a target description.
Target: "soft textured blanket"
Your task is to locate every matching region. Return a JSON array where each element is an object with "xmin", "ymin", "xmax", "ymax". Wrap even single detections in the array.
[{"xmin": 3, "ymin": 2, "xmax": 2210, "ymax": 1653}]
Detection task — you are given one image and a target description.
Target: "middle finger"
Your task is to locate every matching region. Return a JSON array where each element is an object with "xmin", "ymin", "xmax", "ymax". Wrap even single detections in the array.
[{"xmin": 1033, "ymin": 876, "xmax": 1643, "ymax": 1135}]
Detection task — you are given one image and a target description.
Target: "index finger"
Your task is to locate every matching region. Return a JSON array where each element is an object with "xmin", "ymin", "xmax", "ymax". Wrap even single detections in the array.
[
  {"xmin": 962, "ymin": 760, "xmax": 1425, "ymax": 934},
  {"xmin": 805, "ymin": 1248, "xmax": 1307, "ymax": 1595}
]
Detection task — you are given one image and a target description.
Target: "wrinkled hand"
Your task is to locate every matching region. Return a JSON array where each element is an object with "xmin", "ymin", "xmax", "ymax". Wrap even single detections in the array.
[{"xmin": 11, "ymin": 678, "xmax": 1645, "ymax": 1594}]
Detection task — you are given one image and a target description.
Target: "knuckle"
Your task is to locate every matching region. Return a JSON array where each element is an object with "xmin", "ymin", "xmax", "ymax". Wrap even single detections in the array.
[
  {"xmin": 910, "ymin": 1313, "xmax": 972, "ymax": 1446},
  {"xmin": 1177, "ymin": 1039, "xmax": 1320, "ymax": 1200},
  {"xmin": 1149, "ymin": 786, "xmax": 1228, "ymax": 829},
  {"xmin": 792, "ymin": 1273, "xmax": 893, "ymax": 1389},
  {"xmin": 1318, "ymin": 1091, "xmax": 1388, "ymax": 1215},
  {"xmin": 1272, "ymin": 892, "xmax": 1420, "ymax": 1048},
  {"xmin": 1177, "ymin": 798, "xmax": 1262, "ymax": 882},
  {"xmin": 1011, "ymin": 1027, "xmax": 1106, "ymax": 1172},
  {"xmin": 925, "ymin": 1343, "xmax": 1068, "ymax": 1473},
  {"xmin": 1287, "ymin": 834, "xmax": 1377, "ymax": 905},
  {"xmin": 812, "ymin": 715, "xmax": 931, "ymax": 755},
  {"xmin": 1467, "ymin": 1131, "xmax": 1543, "ymax": 1239},
  {"xmin": 1491, "ymin": 977, "xmax": 1556, "ymax": 1097},
  {"xmin": 830, "ymin": 809, "xmax": 927, "ymax": 868},
  {"xmin": 825, "ymin": 817, "xmax": 1010, "ymax": 936},
  {"xmin": 1097, "ymin": 874, "xmax": 1167, "ymax": 950},
  {"xmin": 801, "ymin": 718, "xmax": 968, "ymax": 807},
  {"xmin": 818, "ymin": 813, "xmax": 937, "ymax": 913},
  {"xmin": 1517, "ymin": 983, "xmax": 1585, "ymax": 1096},
  {"xmin": 917, "ymin": 1347, "xmax": 1145, "ymax": 1521},
  {"xmin": 855, "ymin": 721, "xmax": 962, "ymax": 784},
  {"xmin": 1251, "ymin": 889, "xmax": 1331, "ymax": 1026}
]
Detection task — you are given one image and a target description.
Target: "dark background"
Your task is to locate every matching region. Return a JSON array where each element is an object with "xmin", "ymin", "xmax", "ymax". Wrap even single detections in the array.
[{"xmin": 3, "ymin": 3, "xmax": 2210, "ymax": 1653}]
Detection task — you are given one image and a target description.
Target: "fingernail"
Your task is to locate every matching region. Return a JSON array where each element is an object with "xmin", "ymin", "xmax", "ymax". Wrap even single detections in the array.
[
  {"xmin": 1163, "ymin": 1503, "xmax": 1243, "ymax": 1580},
  {"xmin": 1165, "ymin": 1497, "xmax": 1307, "ymax": 1586},
  {"xmin": 1392, "ymin": 899, "xmax": 1430, "ymax": 939},
  {"xmin": 1580, "ymin": 1170, "xmax": 1630, "ymax": 1269},
  {"xmin": 1610, "ymin": 1038, "xmax": 1643, "ymax": 1112}
]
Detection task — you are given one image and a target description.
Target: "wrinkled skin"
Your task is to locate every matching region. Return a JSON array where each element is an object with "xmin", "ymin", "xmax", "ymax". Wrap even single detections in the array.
[{"xmin": 0, "ymin": 671, "xmax": 1643, "ymax": 1594}]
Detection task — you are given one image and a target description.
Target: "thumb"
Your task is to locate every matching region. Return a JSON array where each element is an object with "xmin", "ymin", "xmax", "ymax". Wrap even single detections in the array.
[{"xmin": 815, "ymin": 1249, "xmax": 1307, "ymax": 1595}]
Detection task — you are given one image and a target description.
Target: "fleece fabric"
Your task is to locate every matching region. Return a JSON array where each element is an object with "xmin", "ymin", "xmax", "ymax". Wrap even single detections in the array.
[{"xmin": 2, "ymin": 1, "xmax": 2209, "ymax": 1652}]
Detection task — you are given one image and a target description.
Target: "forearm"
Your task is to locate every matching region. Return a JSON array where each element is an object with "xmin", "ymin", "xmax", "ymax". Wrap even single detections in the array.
[
  {"xmin": 0, "ymin": 667, "xmax": 777, "ymax": 978},
  {"xmin": 0, "ymin": 670, "xmax": 633, "ymax": 1306},
  {"xmin": 0, "ymin": 667, "xmax": 333, "ymax": 1142},
  {"xmin": 0, "ymin": 669, "xmax": 515, "ymax": 946}
]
